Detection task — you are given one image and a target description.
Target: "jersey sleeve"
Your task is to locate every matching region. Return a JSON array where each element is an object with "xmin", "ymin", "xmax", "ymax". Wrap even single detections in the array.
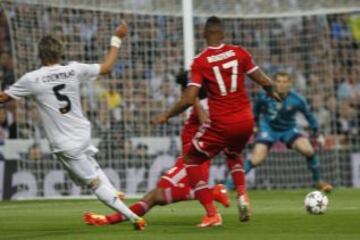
[
  {"xmin": 299, "ymin": 97, "xmax": 319, "ymax": 134},
  {"xmin": 187, "ymin": 59, "xmax": 203, "ymax": 88},
  {"xmin": 4, "ymin": 74, "xmax": 32, "ymax": 100},
  {"xmin": 241, "ymin": 48, "xmax": 258, "ymax": 75},
  {"xmin": 74, "ymin": 62, "xmax": 101, "ymax": 82}
]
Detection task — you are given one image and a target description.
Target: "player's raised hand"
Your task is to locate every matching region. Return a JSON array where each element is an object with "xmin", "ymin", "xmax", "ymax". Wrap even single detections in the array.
[
  {"xmin": 114, "ymin": 20, "xmax": 128, "ymax": 38},
  {"xmin": 152, "ymin": 113, "xmax": 168, "ymax": 125},
  {"xmin": 101, "ymin": 20, "xmax": 127, "ymax": 74}
]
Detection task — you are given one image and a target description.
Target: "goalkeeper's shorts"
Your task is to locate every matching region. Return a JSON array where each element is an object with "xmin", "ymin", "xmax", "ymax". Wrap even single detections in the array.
[{"xmin": 256, "ymin": 126, "xmax": 303, "ymax": 148}]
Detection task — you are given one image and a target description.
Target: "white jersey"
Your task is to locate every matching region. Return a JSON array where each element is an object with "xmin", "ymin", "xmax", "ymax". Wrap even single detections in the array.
[{"xmin": 5, "ymin": 62, "xmax": 100, "ymax": 152}]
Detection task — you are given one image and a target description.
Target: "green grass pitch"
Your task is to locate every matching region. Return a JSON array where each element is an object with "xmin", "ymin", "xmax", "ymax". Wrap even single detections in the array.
[{"xmin": 1, "ymin": 189, "xmax": 359, "ymax": 240}]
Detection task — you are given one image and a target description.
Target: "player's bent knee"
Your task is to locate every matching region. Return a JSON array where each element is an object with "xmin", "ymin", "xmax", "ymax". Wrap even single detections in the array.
[
  {"xmin": 303, "ymin": 144, "xmax": 314, "ymax": 157},
  {"xmin": 296, "ymin": 141, "xmax": 314, "ymax": 157},
  {"xmin": 252, "ymin": 145, "xmax": 268, "ymax": 166},
  {"xmin": 252, "ymin": 155, "xmax": 266, "ymax": 166},
  {"xmin": 303, "ymin": 148, "xmax": 314, "ymax": 158},
  {"xmin": 293, "ymin": 138, "xmax": 314, "ymax": 157},
  {"xmin": 88, "ymin": 177, "xmax": 101, "ymax": 189}
]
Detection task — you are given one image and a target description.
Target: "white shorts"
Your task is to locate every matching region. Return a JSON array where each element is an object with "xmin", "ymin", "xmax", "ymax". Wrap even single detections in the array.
[{"xmin": 55, "ymin": 145, "xmax": 100, "ymax": 186}]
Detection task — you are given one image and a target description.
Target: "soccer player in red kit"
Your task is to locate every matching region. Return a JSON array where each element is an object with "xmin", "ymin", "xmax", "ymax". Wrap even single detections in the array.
[
  {"xmin": 153, "ymin": 16, "xmax": 282, "ymax": 227},
  {"xmin": 83, "ymin": 73, "xmax": 230, "ymax": 226}
]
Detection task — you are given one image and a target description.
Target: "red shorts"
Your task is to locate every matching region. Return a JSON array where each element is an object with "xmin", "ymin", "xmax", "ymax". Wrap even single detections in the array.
[
  {"xmin": 158, "ymin": 119, "xmax": 210, "ymax": 188},
  {"xmin": 157, "ymin": 156, "xmax": 211, "ymax": 188},
  {"xmin": 189, "ymin": 119, "xmax": 254, "ymax": 162},
  {"xmin": 181, "ymin": 120, "xmax": 199, "ymax": 154}
]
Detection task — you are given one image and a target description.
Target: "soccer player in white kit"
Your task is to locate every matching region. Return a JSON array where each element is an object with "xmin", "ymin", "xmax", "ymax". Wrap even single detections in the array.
[{"xmin": 0, "ymin": 21, "xmax": 146, "ymax": 230}]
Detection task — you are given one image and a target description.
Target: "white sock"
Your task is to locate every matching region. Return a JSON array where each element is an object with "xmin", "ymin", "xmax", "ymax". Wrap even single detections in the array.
[{"xmin": 93, "ymin": 183, "xmax": 139, "ymax": 222}]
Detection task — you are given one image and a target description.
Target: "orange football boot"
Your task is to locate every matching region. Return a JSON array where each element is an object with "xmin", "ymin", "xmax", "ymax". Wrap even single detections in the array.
[
  {"xmin": 212, "ymin": 184, "xmax": 230, "ymax": 208},
  {"xmin": 83, "ymin": 212, "xmax": 109, "ymax": 225},
  {"xmin": 197, "ymin": 213, "xmax": 222, "ymax": 228},
  {"xmin": 133, "ymin": 217, "xmax": 147, "ymax": 231}
]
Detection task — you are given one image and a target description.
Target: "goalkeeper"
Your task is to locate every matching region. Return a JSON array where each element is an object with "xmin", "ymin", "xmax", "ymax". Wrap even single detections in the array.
[{"xmin": 239, "ymin": 72, "xmax": 332, "ymax": 192}]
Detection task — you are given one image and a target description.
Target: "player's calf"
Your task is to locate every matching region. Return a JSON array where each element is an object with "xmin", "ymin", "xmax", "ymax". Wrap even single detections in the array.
[
  {"xmin": 186, "ymin": 163, "xmax": 218, "ymax": 218},
  {"xmin": 250, "ymin": 143, "xmax": 270, "ymax": 166},
  {"xmin": 89, "ymin": 177, "xmax": 145, "ymax": 228},
  {"xmin": 292, "ymin": 137, "xmax": 330, "ymax": 193},
  {"xmin": 243, "ymin": 143, "xmax": 270, "ymax": 174},
  {"xmin": 292, "ymin": 137, "xmax": 314, "ymax": 158}
]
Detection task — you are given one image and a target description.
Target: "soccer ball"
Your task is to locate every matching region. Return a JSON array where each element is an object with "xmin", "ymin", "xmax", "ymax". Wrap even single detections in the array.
[{"xmin": 304, "ymin": 191, "xmax": 329, "ymax": 214}]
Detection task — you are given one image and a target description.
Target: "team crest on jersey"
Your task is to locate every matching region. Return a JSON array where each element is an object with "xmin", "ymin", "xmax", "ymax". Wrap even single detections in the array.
[
  {"xmin": 276, "ymin": 102, "xmax": 283, "ymax": 110},
  {"xmin": 286, "ymin": 105, "xmax": 293, "ymax": 111},
  {"xmin": 261, "ymin": 132, "xmax": 269, "ymax": 138}
]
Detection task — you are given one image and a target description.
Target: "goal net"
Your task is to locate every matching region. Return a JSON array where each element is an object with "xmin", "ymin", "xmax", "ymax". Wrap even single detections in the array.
[{"xmin": 1, "ymin": 0, "xmax": 359, "ymax": 199}]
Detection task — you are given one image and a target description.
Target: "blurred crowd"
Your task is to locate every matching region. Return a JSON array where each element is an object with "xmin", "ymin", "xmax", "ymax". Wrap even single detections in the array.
[{"xmin": 0, "ymin": 4, "xmax": 359, "ymax": 161}]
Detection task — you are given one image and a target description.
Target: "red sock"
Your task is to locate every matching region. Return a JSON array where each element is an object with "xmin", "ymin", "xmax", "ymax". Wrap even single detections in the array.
[
  {"xmin": 185, "ymin": 164, "xmax": 217, "ymax": 217},
  {"xmin": 226, "ymin": 153, "xmax": 246, "ymax": 197},
  {"xmin": 129, "ymin": 201, "xmax": 149, "ymax": 217},
  {"xmin": 163, "ymin": 186, "xmax": 193, "ymax": 204},
  {"xmin": 106, "ymin": 200, "xmax": 149, "ymax": 224}
]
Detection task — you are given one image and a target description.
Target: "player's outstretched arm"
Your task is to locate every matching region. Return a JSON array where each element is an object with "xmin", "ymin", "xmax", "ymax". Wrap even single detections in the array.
[
  {"xmin": 152, "ymin": 86, "xmax": 199, "ymax": 125},
  {"xmin": 99, "ymin": 21, "xmax": 128, "ymax": 75},
  {"xmin": 299, "ymin": 98, "xmax": 325, "ymax": 147},
  {"xmin": 300, "ymin": 99, "xmax": 319, "ymax": 135},
  {"xmin": 248, "ymin": 68, "xmax": 282, "ymax": 102},
  {"xmin": 0, "ymin": 92, "xmax": 13, "ymax": 103},
  {"xmin": 253, "ymin": 92, "xmax": 266, "ymax": 131},
  {"xmin": 180, "ymin": 86, "xmax": 208, "ymax": 124}
]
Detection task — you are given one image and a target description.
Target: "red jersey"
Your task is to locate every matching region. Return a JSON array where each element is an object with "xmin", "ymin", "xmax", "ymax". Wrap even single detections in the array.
[
  {"xmin": 181, "ymin": 99, "xmax": 208, "ymax": 153},
  {"xmin": 188, "ymin": 44, "xmax": 257, "ymax": 123}
]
